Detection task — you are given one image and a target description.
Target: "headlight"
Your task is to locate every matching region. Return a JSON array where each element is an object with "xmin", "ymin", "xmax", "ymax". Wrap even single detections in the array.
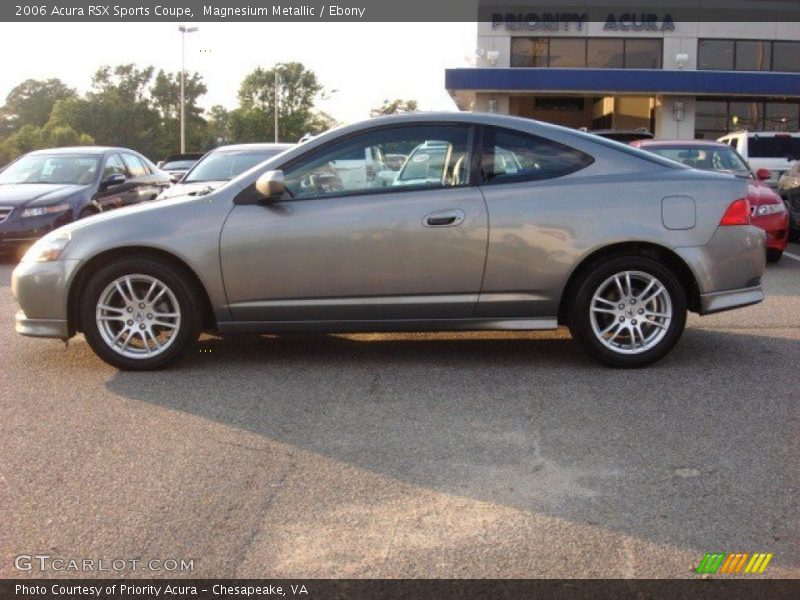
[
  {"xmin": 21, "ymin": 231, "xmax": 72, "ymax": 262},
  {"xmin": 20, "ymin": 203, "xmax": 71, "ymax": 218},
  {"xmin": 755, "ymin": 203, "xmax": 786, "ymax": 217}
]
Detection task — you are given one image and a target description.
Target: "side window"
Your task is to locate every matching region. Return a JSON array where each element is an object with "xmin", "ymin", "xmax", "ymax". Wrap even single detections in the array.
[
  {"xmin": 282, "ymin": 125, "xmax": 472, "ymax": 200},
  {"xmin": 480, "ymin": 127, "xmax": 594, "ymax": 184},
  {"xmin": 121, "ymin": 153, "xmax": 148, "ymax": 177},
  {"xmin": 103, "ymin": 154, "xmax": 127, "ymax": 178}
]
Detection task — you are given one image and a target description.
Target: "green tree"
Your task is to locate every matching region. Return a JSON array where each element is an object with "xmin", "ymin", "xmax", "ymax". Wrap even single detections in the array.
[
  {"xmin": 230, "ymin": 63, "xmax": 334, "ymax": 143},
  {"xmin": 1, "ymin": 78, "xmax": 76, "ymax": 132},
  {"xmin": 49, "ymin": 64, "xmax": 162, "ymax": 159},
  {"xmin": 150, "ymin": 69, "xmax": 210, "ymax": 157},
  {"xmin": 370, "ymin": 98, "xmax": 418, "ymax": 117},
  {"xmin": 206, "ymin": 104, "xmax": 231, "ymax": 144},
  {"xmin": 0, "ymin": 122, "xmax": 93, "ymax": 165}
]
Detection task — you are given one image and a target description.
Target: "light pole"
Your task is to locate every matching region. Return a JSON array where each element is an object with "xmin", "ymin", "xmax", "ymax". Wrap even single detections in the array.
[
  {"xmin": 274, "ymin": 65, "xmax": 281, "ymax": 143},
  {"xmin": 178, "ymin": 25, "xmax": 198, "ymax": 154}
]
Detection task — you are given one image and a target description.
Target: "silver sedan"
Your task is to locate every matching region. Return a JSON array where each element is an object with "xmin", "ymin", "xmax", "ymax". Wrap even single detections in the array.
[{"xmin": 12, "ymin": 113, "xmax": 765, "ymax": 370}]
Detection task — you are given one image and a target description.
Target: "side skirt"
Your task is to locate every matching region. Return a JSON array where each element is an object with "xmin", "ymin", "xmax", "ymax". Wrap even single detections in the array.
[{"xmin": 216, "ymin": 317, "xmax": 559, "ymax": 335}]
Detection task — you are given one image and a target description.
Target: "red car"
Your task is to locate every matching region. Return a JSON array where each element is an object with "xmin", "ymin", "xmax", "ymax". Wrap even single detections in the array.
[{"xmin": 631, "ymin": 139, "xmax": 789, "ymax": 262}]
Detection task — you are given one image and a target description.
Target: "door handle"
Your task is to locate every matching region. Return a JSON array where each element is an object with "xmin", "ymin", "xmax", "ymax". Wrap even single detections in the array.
[{"xmin": 423, "ymin": 209, "xmax": 465, "ymax": 227}]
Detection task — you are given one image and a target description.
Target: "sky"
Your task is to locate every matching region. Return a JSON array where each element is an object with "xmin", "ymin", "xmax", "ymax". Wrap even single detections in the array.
[{"xmin": 0, "ymin": 22, "xmax": 476, "ymax": 124}]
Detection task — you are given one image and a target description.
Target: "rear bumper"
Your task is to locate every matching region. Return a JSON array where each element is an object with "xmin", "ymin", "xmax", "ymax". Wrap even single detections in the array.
[{"xmin": 699, "ymin": 285, "xmax": 764, "ymax": 315}]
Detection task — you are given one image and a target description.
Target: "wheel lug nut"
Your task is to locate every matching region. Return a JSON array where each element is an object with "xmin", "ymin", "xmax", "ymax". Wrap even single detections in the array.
[
  {"xmin": 139, "ymin": 324, "xmax": 146, "ymax": 330},
  {"xmin": 127, "ymin": 307, "xmax": 133, "ymax": 312},
  {"xmin": 127, "ymin": 320, "xmax": 133, "ymax": 326},
  {"xmin": 619, "ymin": 316, "xmax": 625, "ymax": 322},
  {"xmin": 147, "ymin": 314, "xmax": 153, "ymax": 319},
  {"xmin": 139, "ymin": 303, "xmax": 145, "ymax": 308},
  {"xmin": 618, "ymin": 304, "xmax": 625, "ymax": 310},
  {"xmin": 631, "ymin": 319, "xmax": 637, "ymax": 325},
  {"xmin": 630, "ymin": 299, "xmax": 636, "ymax": 305},
  {"xmin": 638, "ymin": 309, "xmax": 644, "ymax": 314}
]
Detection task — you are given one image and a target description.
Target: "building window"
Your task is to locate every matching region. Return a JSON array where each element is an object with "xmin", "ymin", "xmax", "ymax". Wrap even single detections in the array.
[
  {"xmin": 735, "ymin": 41, "xmax": 771, "ymax": 71},
  {"xmin": 508, "ymin": 37, "xmax": 662, "ymax": 69},
  {"xmin": 534, "ymin": 97, "xmax": 585, "ymax": 111},
  {"xmin": 549, "ymin": 38, "xmax": 587, "ymax": 68},
  {"xmin": 698, "ymin": 40, "xmax": 734, "ymax": 70},
  {"xmin": 624, "ymin": 39, "xmax": 662, "ymax": 69},
  {"xmin": 699, "ymin": 39, "xmax": 800, "ymax": 72},
  {"xmin": 772, "ymin": 41, "xmax": 800, "ymax": 73},
  {"xmin": 587, "ymin": 39, "xmax": 624, "ymax": 68},
  {"xmin": 510, "ymin": 38, "xmax": 548, "ymax": 68},
  {"xmin": 695, "ymin": 97, "xmax": 800, "ymax": 139}
]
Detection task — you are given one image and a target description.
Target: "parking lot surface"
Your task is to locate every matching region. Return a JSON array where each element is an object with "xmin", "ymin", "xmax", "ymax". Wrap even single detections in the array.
[{"xmin": 1, "ymin": 245, "xmax": 798, "ymax": 578}]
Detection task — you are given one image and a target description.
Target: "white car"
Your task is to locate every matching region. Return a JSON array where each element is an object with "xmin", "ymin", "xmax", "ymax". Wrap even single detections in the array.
[
  {"xmin": 157, "ymin": 143, "xmax": 293, "ymax": 200},
  {"xmin": 717, "ymin": 131, "xmax": 800, "ymax": 189}
]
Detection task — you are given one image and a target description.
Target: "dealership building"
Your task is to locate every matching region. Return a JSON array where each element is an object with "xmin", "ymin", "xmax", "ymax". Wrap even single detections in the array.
[{"xmin": 446, "ymin": 19, "xmax": 800, "ymax": 139}]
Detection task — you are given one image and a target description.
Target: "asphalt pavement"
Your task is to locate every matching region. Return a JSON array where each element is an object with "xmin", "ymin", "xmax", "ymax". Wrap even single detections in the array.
[{"xmin": 1, "ymin": 244, "xmax": 798, "ymax": 578}]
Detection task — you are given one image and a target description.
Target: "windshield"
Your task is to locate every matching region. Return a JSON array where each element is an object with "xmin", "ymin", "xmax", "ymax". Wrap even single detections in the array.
[
  {"xmin": 161, "ymin": 160, "xmax": 197, "ymax": 170},
  {"xmin": 184, "ymin": 149, "xmax": 283, "ymax": 183},
  {"xmin": 748, "ymin": 135, "xmax": 800, "ymax": 160},
  {"xmin": 643, "ymin": 145, "xmax": 751, "ymax": 175},
  {"xmin": 0, "ymin": 154, "xmax": 100, "ymax": 185}
]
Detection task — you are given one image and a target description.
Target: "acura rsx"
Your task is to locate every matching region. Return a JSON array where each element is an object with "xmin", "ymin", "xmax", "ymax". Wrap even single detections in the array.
[{"xmin": 12, "ymin": 113, "xmax": 766, "ymax": 370}]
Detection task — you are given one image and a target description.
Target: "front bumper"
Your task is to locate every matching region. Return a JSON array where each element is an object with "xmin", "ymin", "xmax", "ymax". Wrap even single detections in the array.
[
  {"xmin": 15, "ymin": 310, "xmax": 69, "ymax": 338},
  {"xmin": 699, "ymin": 285, "xmax": 764, "ymax": 315},
  {"xmin": 12, "ymin": 258, "xmax": 83, "ymax": 339},
  {"xmin": 0, "ymin": 210, "xmax": 72, "ymax": 250}
]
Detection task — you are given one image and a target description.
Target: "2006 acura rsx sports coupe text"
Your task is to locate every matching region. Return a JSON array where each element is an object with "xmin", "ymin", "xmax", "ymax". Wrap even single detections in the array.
[{"xmin": 12, "ymin": 113, "xmax": 766, "ymax": 370}]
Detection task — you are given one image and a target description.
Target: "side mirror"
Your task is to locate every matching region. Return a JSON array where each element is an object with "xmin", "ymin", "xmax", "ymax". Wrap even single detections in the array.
[
  {"xmin": 756, "ymin": 168, "xmax": 772, "ymax": 181},
  {"xmin": 255, "ymin": 170, "xmax": 285, "ymax": 201},
  {"xmin": 100, "ymin": 173, "xmax": 126, "ymax": 190}
]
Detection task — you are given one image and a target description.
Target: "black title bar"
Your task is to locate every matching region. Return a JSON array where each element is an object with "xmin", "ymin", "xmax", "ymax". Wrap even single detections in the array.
[{"xmin": 2, "ymin": 1, "xmax": 800, "ymax": 22}]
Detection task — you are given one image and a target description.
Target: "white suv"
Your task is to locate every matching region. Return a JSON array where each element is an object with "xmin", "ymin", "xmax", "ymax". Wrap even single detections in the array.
[{"xmin": 717, "ymin": 131, "xmax": 800, "ymax": 189}]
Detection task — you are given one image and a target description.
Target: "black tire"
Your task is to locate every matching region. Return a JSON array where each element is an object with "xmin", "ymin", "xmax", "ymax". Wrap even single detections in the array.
[
  {"xmin": 766, "ymin": 248, "xmax": 783, "ymax": 263},
  {"xmin": 568, "ymin": 255, "xmax": 687, "ymax": 368},
  {"xmin": 80, "ymin": 257, "xmax": 203, "ymax": 370}
]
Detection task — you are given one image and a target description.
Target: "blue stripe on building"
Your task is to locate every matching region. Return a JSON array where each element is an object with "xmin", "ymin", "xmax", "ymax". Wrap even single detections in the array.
[{"xmin": 445, "ymin": 68, "xmax": 800, "ymax": 97}]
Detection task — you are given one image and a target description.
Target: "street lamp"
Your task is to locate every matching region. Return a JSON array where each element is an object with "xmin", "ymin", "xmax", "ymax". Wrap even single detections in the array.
[{"xmin": 178, "ymin": 25, "xmax": 198, "ymax": 154}]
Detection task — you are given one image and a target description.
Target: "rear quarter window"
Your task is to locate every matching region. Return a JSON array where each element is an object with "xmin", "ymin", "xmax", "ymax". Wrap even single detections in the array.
[{"xmin": 481, "ymin": 127, "xmax": 594, "ymax": 184}]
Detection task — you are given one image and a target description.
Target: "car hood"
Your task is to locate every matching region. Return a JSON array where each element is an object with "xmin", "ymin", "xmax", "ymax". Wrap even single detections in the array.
[
  {"xmin": 0, "ymin": 183, "xmax": 87, "ymax": 207},
  {"xmin": 158, "ymin": 181, "xmax": 226, "ymax": 200}
]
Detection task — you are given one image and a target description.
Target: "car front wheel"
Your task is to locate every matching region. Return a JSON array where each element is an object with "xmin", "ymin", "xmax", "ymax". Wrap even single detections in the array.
[
  {"xmin": 80, "ymin": 257, "xmax": 203, "ymax": 370},
  {"xmin": 569, "ymin": 256, "xmax": 687, "ymax": 368}
]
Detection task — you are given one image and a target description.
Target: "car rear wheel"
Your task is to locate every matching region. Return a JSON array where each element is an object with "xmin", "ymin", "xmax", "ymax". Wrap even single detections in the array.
[
  {"xmin": 569, "ymin": 256, "xmax": 687, "ymax": 368},
  {"xmin": 766, "ymin": 248, "xmax": 783, "ymax": 263},
  {"xmin": 80, "ymin": 257, "xmax": 203, "ymax": 370}
]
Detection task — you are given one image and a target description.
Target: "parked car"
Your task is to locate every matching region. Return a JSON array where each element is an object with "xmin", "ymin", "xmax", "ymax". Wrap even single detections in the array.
[
  {"xmin": 585, "ymin": 128, "xmax": 654, "ymax": 143},
  {"xmin": 631, "ymin": 139, "xmax": 789, "ymax": 262},
  {"xmin": 157, "ymin": 144, "xmax": 293, "ymax": 200},
  {"xmin": 12, "ymin": 113, "xmax": 765, "ymax": 370},
  {"xmin": 717, "ymin": 131, "xmax": 800, "ymax": 189},
  {"xmin": 777, "ymin": 161, "xmax": 800, "ymax": 239},
  {"xmin": 0, "ymin": 147, "xmax": 170, "ymax": 256},
  {"xmin": 157, "ymin": 153, "xmax": 204, "ymax": 183}
]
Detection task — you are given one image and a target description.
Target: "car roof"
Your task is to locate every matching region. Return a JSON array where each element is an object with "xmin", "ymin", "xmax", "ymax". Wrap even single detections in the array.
[
  {"xmin": 634, "ymin": 140, "xmax": 730, "ymax": 148},
  {"xmin": 27, "ymin": 146, "xmax": 133, "ymax": 156},
  {"xmin": 212, "ymin": 143, "xmax": 294, "ymax": 153}
]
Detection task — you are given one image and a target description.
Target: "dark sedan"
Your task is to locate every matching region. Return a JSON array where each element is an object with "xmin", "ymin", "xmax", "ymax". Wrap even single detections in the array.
[{"xmin": 0, "ymin": 147, "xmax": 171, "ymax": 255}]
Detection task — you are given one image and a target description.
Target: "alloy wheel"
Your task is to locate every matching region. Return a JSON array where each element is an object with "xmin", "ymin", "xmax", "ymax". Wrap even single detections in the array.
[
  {"xmin": 95, "ymin": 274, "xmax": 182, "ymax": 359},
  {"xmin": 589, "ymin": 270, "xmax": 672, "ymax": 355}
]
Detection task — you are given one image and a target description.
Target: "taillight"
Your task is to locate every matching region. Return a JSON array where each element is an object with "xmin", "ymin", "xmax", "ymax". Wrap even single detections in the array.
[{"xmin": 720, "ymin": 198, "xmax": 751, "ymax": 226}]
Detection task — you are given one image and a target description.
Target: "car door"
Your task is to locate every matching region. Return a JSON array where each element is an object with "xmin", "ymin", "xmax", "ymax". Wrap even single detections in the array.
[
  {"xmin": 219, "ymin": 123, "xmax": 488, "ymax": 322},
  {"xmin": 475, "ymin": 125, "xmax": 596, "ymax": 319},
  {"xmin": 93, "ymin": 153, "xmax": 138, "ymax": 210},
  {"xmin": 121, "ymin": 152, "xmax": 162, "ymax": 204}
]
